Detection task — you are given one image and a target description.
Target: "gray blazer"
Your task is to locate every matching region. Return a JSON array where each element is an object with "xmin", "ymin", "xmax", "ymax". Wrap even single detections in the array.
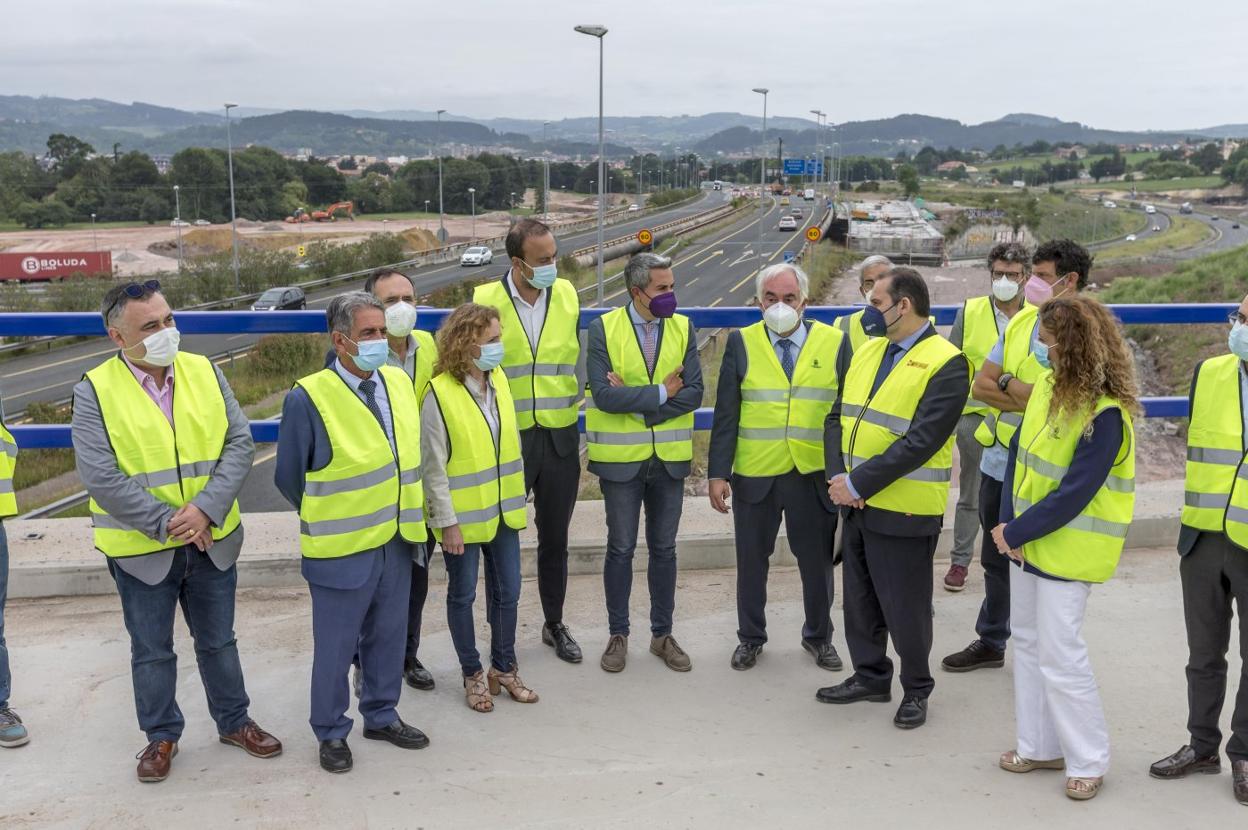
[
  {"xmin": 71, "ymin": 355, "xmax": 255, "ymax": 585},
  {"xmin": 585, "ymin": 309, "xmax": 704, "ymax": 483}
]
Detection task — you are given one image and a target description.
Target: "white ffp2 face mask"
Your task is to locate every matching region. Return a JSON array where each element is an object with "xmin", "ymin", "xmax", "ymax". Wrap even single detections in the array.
[
  {"xmin": 130, "ymin": 327, "xmax": 180, "ymax": 367},
  {"xmin": 763, "ymin": 301, "xmax": 801, "ymax": 335},
  {"xmin": 992, "ymin": 276, "xmax": 1021, "ymax": 302},
  {"xmin": 385, "ymin": 301, "xmax": 418, "ymax": 338}
]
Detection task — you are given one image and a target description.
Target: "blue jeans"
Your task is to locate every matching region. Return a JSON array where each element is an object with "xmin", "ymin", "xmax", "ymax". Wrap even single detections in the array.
[
  {"xmin": 601, "ymin": 458, "xmax": 683, "ymax": 638},
  {"xmin": 0, "ymin": 522, "xmax": 10, "ymax": 708},
  {"xmin": 443, "ymin": 526, "xmax": 521, "ymax": 676},
  {"xmin": 109, "ymin": 546, "xmax": 251, "ymax": 742}
]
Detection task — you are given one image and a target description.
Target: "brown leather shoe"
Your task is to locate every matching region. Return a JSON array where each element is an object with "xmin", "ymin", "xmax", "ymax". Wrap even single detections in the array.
[
  {"xmin": 136, "ymin": 740, "xmax": 178, "ymax": 783},
  {"xmin": 650, "ymin": 634, "xmax": 692, "ymax": 672},
  {"xmin": 1233, "ymin": 760, "xmax": 1248, "ymax": 806},
  {"xmin": 219, "ymin": 719, "xmax": 283, "ymax": 759}
]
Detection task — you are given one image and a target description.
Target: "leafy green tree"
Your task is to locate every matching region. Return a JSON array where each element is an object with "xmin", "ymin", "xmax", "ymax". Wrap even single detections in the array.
[
  {"xmin": 170, "ymin": 147, "xmax": 229, "ymax": 221},
  {"xmin": 897, "ymin": 164, "xmax": 920, "ymax": 198},
  {"xmin": 45, "ymin": 134, "xmax": 95, "ymax": 178},
  {"xmin": 337, "ymin": 156, "xmax": 358, "ymax": 171},
  {"xmin": 1190, "ymin": 143, "xmax": 1223, "ymax": 176},
  {"xmin": 362, "ymin": 161, "xmax": 392, "ymax": 177},
  {"xmin": 346, "ymin": 173, "xmax": 393, "ymax": 214},
  {"xmin": 0, "ymin": 151, "xmax": 53, "ymax": 220},
  {"xmin": 139, "ymin": 193, "xmax": 168, "ymax": 224},
  {"xmin": 280, "ymin": 180, "xmax": 309, "ymax": 217}
]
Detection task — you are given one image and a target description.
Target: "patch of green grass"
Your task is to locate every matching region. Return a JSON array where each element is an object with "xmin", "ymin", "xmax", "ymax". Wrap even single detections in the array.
[
  {"xmin": 222, "ymin": 334, "xmax": 328, "ymax": 407},
  {"xmin": 0, "ymin": 219, "xmax": 153, "ymax": 233},
  {"xmin": 1095, "ymin": 216, "xmax": 1213, "ymax": 261},
  {"xmin": 978, "ymin": 151, "xmax": 1159, "ymax": 174},
  {"xmin": 1068, "ymin": 176, "xmax": 1224, "ymax": 193}
]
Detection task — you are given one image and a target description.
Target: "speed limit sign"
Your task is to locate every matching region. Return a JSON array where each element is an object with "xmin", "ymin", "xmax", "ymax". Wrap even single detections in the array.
[
  {"xmin": 805, "ymin": 226, "xmax": 822, "ymax": 242},
  {"xmin": 297, "ymin": 245, "xmax": 307, "ymax": 257},
  {"xmin": 637, "ymin": 228, "xmax": 653, "ymax": 246}
]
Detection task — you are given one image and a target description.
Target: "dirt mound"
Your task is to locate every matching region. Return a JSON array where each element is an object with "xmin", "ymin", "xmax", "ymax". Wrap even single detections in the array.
[
  {"xmin": 180, "ymin": 227, "xmax": 236, "ymax": 253},
  {"xmin": 400, "ymin": 227, "xmax": 440, "ymax": 253}
]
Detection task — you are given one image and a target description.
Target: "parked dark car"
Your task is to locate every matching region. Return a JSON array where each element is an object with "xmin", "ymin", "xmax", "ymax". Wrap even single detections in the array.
[{"xmin": 251, "ymin": 286, "xmax": 306, "ymax": 311}]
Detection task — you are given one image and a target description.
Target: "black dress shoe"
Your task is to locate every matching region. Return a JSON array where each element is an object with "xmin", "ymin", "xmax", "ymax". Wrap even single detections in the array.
[
  {"xmin": 363, "ymin": 718, "xmax": 430, "ymax": 750},
  {"xmin": 319, "ymin": 739, "xmax": 352, "ymax": 773},
  {"xmin": 941, "ymin": 639, "xmax": 1005, "ymax": 673},
  {"xmin": 815, "ymin": 676, "xmax": 892, "ymax": 705},
  {"xmin": 1149, "ymin": 744, "xmax": 1221, "ymax": 779},
  {"xmin": 1233, "ymin": 760, "xmax": 1247, "ymax": 805},
  {"xmin": 542, "ymin": 623, "xmax": 583, "ymax": 664},
  {"xmin": 730, "ymin": 643, "xmax": 763, "ymax": 671},
  {"xmin": 894, "ymin": 696, "xmax": 928, "ymax": 729},
  {"xmin": 802, "ymin": 640, "xmax": 844, "ymax": 671},
  {"xmin": 404, "ymin": 658, "xmax": 435, "ymax": 691}
]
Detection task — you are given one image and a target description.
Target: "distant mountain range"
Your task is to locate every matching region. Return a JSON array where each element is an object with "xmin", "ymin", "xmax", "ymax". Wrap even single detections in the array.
[{"xmin": 0, "ymin": 95, "xmax": 1243, "ymax": 159}]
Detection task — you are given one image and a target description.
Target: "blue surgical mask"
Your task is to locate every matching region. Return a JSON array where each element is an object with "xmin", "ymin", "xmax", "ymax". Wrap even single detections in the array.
[
  {"xmin": 525, "ymin": 262, "xmax": 558, "ymax": 290},
  {"xmin": 1230, "ymin": 322, "xmax": 1248, "ymax": 361},
  {"xmin": 474, "ymin": 341, "xmax": 505, "ymax": 371},
  {"xmin": 348, "ymin": 337, "xmax": 389, "ymax": 372},
  {"xmin": 1033, "ymin": 339, "xmax": 1053, "ymax": 370},
  {"xmin": 860, "ymin": 302, "xmax": 898, "ymax": 338}
]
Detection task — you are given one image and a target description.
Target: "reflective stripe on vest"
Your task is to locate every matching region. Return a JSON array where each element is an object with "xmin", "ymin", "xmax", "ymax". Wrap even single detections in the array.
[
  {"xmin": 975, "ymin": 303, "xmax": 1042, "ymax": 449},
  {"xmin": 413, "ymin": 330, "xmax": 438, "ymax": 404},
  {"xmin": 0, "ymin": 424, "xmax": 17, "ymax": 518},
  {"xmin": 426, "ymin": 368, "xmax": 527, "ymax": 544},
  {"xmin": 586, "ymin": 307, "xmax": 695, "ymax": 464},
  {"xmin": 296, "ymin": 365, "xmax": 426, "ymax": 558},
  {"xmin": 85, "ymin": 352, "xmax": 242, "ymax": 557},
  {"xmin": 839, "ymin": 332, "xmax": 965, "ymax": 515},
  {"xmin": 733, "ymin": 320, "xmax": 844, "ymax": 476},
  {"xmin": 1181, "ymin": 353, "xmax": 1248, "ymax": 549},
  {"xmin": 1011, "ymin": 377, "xmax": 1136, "ymax": 583},
  {"xmin": 834, "ymin": 309, "xmax": 870, "ymax": 354},
  {"xmin": 473, "ymin": 277, "xmax": 581, "ymax": 430}
]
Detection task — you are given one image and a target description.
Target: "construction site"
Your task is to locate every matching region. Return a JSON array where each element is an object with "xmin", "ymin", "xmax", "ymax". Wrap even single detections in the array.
[{"xmin": 847, "ymin": 200, "xmax": 945, "ymax": 263}]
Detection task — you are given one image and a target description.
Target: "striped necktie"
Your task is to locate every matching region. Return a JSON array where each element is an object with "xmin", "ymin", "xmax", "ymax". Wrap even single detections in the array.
[{"xmin": 642, "ymin": 321, "xmax": 658, "ymax": 374}]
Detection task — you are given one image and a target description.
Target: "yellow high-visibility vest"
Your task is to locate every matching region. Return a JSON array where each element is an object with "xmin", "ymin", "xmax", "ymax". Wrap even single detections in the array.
[
  {"xmin": 412, "ymin": 330, "xmax": 437, "ymax": 403},
  {"xmin": 424, "ymin": 369, "xmax": 527, "ymax": 544},
  {"xmin": 85, "ymin": 353, "xmax": 242, "ymax": 557},
  {"xmin": 840, "ymin": 332, "xmax": 966, "ymax": 515},
  {"xmin": 734, "ymin": 320, "xmax": 843, "ymax": 476},
  {"xmin": 586, "ymin": 306, "xmax": 695, "ymax": 464},
  {"xmin": 976, "ymin": 303, "xmax": 1043, "ymax": 449},
  {"xmin": 295, "ymin": 365, "xmax": 426, "ymax": 558},
  {"xmin": 834, "ymin": 309, "xmax": 870, "ymax": 354},
  {"xmin": 473, "ymin": 277, "xmax": 580, "ymax": 430},
  {"xmin": 1182, "ymin": 353, "xmax": 1248, "ymax": 549},
  {"xmin": 1012, "ymin": 375, "xmax": 1136, "ymax": 582},
  {"xmin": 960, "ymin": 296, "xmax": 1024, "ymax": 416},
  {"xmin": 0, "ymin": 422, "xmax": 18, "ymax": 518}
]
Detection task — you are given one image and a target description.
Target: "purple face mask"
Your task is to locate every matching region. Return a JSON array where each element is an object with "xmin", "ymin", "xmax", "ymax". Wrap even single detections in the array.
[{"xmin": 645, "ymin": 290, "xmax": 678, "ymax": 319}]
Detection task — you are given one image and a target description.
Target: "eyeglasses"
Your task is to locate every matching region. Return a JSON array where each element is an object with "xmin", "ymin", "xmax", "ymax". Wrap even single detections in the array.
[
  {"xmin": 104, "ymin": 280, "xmax": 161, "ymax": 321},
  {"xmin": 1230, "ymin": 312, "xmax": 1247, "ymax": 326},
  {"xmin": 990, "ymin": 271, "xmax": 1025, "ymax": 281}
]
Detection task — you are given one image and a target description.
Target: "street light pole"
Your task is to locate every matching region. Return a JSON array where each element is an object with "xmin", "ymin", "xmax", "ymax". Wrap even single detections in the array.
[
  {"xmin": 542, "ymin": 120, "xmax": 551, "ymax": 220},
  {"xmin": 224, "ymin": 102, "xmax": 241, "ymax": 293},
  {"xmin": 810, "ymin": 110, "xmax": 824, "ymax": 190},
  {"xmin": 574, "ymin": 24, "xmax": 608, "ymax": 306},
  {"xmin": 90, "ymin": 213, "xmax": 97, "ymax": 251},
  {"xmin": 173, "ymin": 184, "xmax": 183, "ymax": 271},
  {"xmin": 752, "ymin": 87, "xmax": 769, "ymax": 277},
  {"xmin": 436, "ymin": 109, "xmax": 447, "ymax": 244},
  {"xmin": 468, "ymin": 187, "xmax": 476, "ymax": 240}
]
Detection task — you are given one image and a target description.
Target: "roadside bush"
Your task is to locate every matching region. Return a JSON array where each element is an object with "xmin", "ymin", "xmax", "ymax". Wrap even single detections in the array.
[
  {"xmin": 647, "ymin": 188, "xmax": 698, "ymax": 209},
  {"xmin": 248, "ymin": 334, "xmax": 325, "ymax": 377}
]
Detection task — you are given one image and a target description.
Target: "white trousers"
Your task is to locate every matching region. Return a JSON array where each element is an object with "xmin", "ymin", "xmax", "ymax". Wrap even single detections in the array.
[{"xmin": 1010, "ymin": 565, "xmax": 1110, "ymax": 778}]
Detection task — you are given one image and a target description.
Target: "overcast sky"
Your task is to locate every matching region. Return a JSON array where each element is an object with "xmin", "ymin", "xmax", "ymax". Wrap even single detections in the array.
[{"xmin": 5, "ymin": 0, "xmax": 1245, "ymax": 129}]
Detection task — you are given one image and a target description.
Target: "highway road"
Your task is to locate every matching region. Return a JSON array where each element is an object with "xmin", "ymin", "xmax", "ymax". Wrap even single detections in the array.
[
  {"xmin": 234, "ymin": 193, "xmax": 827, "ymax": 513},
  {"xmin": 0, "ymin": 191, "xmax": 728, "ymax": 416}
]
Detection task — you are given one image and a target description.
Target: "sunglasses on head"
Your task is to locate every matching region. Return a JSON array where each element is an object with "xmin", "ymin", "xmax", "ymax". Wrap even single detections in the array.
[{"xmin": 105, "ymin": 280, "xmax": 161, "ymax": 321}]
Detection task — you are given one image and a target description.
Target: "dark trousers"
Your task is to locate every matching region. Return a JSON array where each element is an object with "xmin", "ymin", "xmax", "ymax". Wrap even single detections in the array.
[
  {"xmin": 443, "ymin": 526, "xmax": 522, "ymax": 676},
  {"xmin": 405, "ymin": 542, "xmax": 431, "ymax": 662},
  {"xmin": 522, "ymin": 427, "xmax": 580, "ymax": 625},
  {"xmin": 975, "ymin": 475, "xmax": 1012, "ymax": 652},
  {"xmin": 1181, "ymin": 531, "xmax": 1248, "ymax": 762},
  {"xmin": 108, "ymin": 546, "xmax": 251, "ymax": 742},
  {"xmin": 733, "ymin": 470, "xmax": 836, "ymax": 646},
  {"xmin": 601, "ymin": 458, "xmax": 683, "ymax": 638},
  {"xmin": 841, "ymin": 509, "xmax": 936, "ymax": 699},
  {"xmin": 308, "ymin": 544, "xmax": 411, "ymax": 741},
  {"xmin": 0, "ymin": 523, "xmax": 10, "ymax": 708}
]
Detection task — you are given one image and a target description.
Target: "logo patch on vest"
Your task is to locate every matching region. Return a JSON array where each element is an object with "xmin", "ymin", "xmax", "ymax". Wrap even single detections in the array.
[
  {"xmin": 905, "ymin": 359, "xmax": 929, "ymax": 369},
  {"xmin": 811, "ymin": 359, "xmax": 822, "ymax": 368}
]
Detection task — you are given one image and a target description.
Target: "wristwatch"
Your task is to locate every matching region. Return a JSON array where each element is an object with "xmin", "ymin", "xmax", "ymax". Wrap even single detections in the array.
[{"xmin": 997, "ymin": 372, "xmax": 1014, "ymax": 392}]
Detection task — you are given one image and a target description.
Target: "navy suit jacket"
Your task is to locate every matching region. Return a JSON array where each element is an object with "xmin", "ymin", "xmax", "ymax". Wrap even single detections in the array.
[{"xmin": 274, "ymin": 381, "xmax": 418, "ymax": 590}]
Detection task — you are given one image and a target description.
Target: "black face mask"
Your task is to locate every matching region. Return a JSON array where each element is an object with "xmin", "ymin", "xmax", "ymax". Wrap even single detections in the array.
[{"xmin": 860, "ymin": 301, "xmax": 899, "ymax": 337}]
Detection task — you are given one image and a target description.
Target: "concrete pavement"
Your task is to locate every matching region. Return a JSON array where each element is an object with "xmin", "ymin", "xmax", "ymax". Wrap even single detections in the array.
[{"xmin": 1, "ymin": 549, "xmax": 1243, "ymax": 827}]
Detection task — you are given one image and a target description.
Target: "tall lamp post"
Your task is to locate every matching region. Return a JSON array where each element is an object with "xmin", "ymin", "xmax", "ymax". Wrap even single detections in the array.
[
  {"xmin": 752, "ymin": 87, "xmax": 769, "ymax": 276},
  {"xmin": 436, "ymin": 109, "xmax": 447, "ymax": 243},
  {"xmin": 224, "ymin": 102, "xmax": 241, "ymax": 293},
  {"xmin": 542, "ymin": 120, "xmax": 552, "ymax": 220},
  {"xmin": 467, "ymin": 187, "xmax": 476, "ymax": 240},
  {"xmin": 810, "ymin": 109, "xmax": 824, "ymax": 189},
  {"xmin": 574, "ymin": 23, "xmax": 608, "ymax": 306},
  {"xmin": 90, "ymin": 213, "xmax": 97, "ymax": 251},
  {"xmin": 173, "ymin": 184, "xmax": 183, "ymax": 271}
]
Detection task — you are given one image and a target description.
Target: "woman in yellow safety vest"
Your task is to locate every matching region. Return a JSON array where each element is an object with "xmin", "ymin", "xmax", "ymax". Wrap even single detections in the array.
[
  {"xmin": 420, "ymin": 303, "xmax": 535, "ymax": 713},
  {"xmin": 990, "ymin": 295, "xmax": 1138, "ymax": 802}
]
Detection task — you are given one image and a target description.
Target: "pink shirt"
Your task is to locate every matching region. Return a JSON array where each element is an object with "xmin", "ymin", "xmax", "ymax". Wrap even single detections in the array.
[{"xmin": 122, "ymin": 354, "xmax": 174, "ymax": 425}]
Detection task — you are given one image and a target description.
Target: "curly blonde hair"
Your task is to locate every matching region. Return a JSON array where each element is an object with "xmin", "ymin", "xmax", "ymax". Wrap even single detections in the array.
[
  {"xmin": 1038, "ymin": 295, "xmax": 1140, "ymax": 428},
  {"xmin": 434, "ymin": 303, "xmax": 500, "ymax": 383}
]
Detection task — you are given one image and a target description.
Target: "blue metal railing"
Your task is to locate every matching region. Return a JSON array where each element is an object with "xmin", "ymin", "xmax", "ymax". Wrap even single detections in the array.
[{"xmin": 5, "ymin": 303, "xmax": 1232, "ymax": 449}]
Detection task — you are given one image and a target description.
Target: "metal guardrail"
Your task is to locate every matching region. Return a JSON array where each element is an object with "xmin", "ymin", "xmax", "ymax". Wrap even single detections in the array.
[{"xmin": 3, "ymin": 302, "xmax": 1231, "ymax": 453}]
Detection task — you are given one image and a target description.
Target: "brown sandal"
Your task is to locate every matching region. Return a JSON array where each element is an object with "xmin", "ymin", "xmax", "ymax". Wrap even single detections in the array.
[
  {"xmin": 999, "ymin": 750, "xmax": 1065, "ymax": 773},
  {"xmin": 1065, "ymin": 776, "xmax": 1103, "ymax": 800},
  {"xmin": 464, "ymin": 670, "xmax": 493, "ymax": 713},
  {"xmin": 487, "ymin": 665, "xmax": 539, "ymax": 703}
]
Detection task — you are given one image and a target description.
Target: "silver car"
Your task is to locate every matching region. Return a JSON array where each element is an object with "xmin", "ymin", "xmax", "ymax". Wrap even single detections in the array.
[{"xmin": 459, "ymin": 246, "xmax": 494, "ymax": 266}]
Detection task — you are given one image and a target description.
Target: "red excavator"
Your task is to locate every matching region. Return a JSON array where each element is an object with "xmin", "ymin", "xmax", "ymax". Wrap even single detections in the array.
[{"xmin": 286, "ymin": 201, "xmax": 355, "ymax": 223}]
